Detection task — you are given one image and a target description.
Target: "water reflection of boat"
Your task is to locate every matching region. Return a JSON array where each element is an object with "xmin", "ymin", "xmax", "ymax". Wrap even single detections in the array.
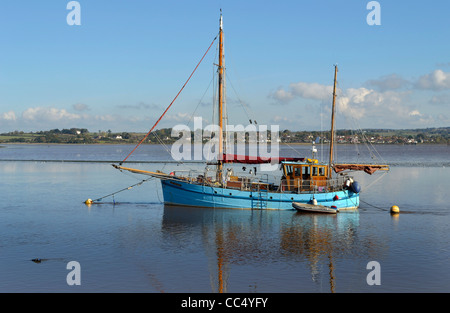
[
  {"xmin": 113, "ymin": 12, "xmax": 389, "ymax": 211},
  {"xmin": 160, "ymin": 205, "xmax": 380, "ymax": 292}
]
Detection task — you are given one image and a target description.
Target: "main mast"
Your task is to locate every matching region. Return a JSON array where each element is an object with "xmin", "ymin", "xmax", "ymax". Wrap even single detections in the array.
[
  {"xmin": 217, "ymin": 12, "xmax": 224, "ymax": 181},
  {"xmin": 328, "ymin": 65, "xmax": 338, "ymax": 178}
]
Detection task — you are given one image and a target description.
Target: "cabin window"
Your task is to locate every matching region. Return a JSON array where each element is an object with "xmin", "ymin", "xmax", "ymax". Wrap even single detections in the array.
[
  {"xmin": 302, "ymin": 166, "xmax": 310, "ymax": 179},
  {"xmin": 285, "ymin": 165, "xmax": 293, "ymax": 176},
  {"xmin": 294, "ymin": 166, "xmax": 301, "ymax": 177},
  {"xmin": 318, "ymin": 167, "xmax": 325, "ymax": 176},
  {"xmin": 312, "ymin": 166, "xmax": 326, "ymax": 177}
]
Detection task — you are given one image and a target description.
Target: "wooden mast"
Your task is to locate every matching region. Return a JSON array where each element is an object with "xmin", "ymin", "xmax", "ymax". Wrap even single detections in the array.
[
  {"xmin": 217, "ymin": 11, "xmax": 224, "ymax": 181},
  {"xmin": 328, "ymin": 65, "xmax": 338, "ymax": 178}
]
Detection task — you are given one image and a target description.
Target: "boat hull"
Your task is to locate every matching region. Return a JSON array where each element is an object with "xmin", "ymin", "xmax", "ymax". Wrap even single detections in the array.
[
  {"xmin": 160, "ymin": 179, "xmax": 359, "ymax": 210},
  {"xmin": 292, "ymin": 202, "xmax": 339, "ymax": 214}
]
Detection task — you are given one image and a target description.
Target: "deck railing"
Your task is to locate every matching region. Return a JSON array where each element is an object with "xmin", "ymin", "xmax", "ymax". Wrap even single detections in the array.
[
  {"xmin": 280, "ymin": 176, "xmax": 348, "ymax": 193},
  {"xmin": 169, "ymin": 169, "xmax": 349, "ymax": 194}
]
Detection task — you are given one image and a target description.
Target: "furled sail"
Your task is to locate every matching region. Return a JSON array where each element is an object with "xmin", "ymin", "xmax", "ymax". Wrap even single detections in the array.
[
  {"xmin": 333, "ymin": 164, "xmax": 389, "ymax": 175},
  {"xmin": 222, "ymin": 154, "xmax": 305, "ymax": 164}
]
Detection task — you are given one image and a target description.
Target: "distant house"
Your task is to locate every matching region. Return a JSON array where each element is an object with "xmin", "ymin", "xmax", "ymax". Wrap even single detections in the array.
[{"xmin": 115, "ymin": 135, "xmax": 122, "ymax": 140}]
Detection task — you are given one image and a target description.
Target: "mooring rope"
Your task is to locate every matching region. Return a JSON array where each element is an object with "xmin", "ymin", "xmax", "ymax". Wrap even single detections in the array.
[
  {"xmin": 359, "ymin": 199, "xmax": 388, "ymax": 211},
  {"xmin": 86, "ymin": 177, "xmax": 155, "ymax": 204}
]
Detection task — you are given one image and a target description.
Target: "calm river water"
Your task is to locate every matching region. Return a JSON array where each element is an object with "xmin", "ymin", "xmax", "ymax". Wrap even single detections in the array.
[{"xmin": 0, "ymin": 143, "xmax": 449, "ymax": 293}]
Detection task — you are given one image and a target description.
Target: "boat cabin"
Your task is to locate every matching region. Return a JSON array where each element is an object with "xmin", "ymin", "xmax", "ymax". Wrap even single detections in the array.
[{"xmin": 281, "ymin": 160, "xmax": 329, "ymax": 192}]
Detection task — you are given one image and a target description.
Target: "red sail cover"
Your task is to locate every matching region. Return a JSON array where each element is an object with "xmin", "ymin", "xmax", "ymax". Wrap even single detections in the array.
[{"xmin": 222, "ymin": 154, "xmax": 305, "ymax": 164}]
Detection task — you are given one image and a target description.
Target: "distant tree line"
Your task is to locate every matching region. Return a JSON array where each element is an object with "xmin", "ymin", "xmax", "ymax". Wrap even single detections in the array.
[
  {"xmin": 0, "ymin": 127, "xmax": 448, "ymax": 144},
  {"xmin": 41, "ymin": 128, "xmax": 89, "ymax": 135}
]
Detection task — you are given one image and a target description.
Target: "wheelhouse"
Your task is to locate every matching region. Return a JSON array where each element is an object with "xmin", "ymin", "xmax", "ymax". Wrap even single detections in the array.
[{"xmin": 281, "ymin": 160, "xmax": 329, "ymax": 192}]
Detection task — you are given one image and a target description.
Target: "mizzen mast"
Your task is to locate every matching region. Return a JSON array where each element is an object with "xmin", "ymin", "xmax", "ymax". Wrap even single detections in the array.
[
  {"xmin": 328, "ymin": 65, "xmax": 338, "ymax": 178},
  {"xmin": 327, "ymin": 65, "xmax": 390, "ymax": 176}
]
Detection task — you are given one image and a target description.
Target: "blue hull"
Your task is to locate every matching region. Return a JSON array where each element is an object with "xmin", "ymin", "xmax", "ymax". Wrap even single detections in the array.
[{"xmin": 161, "ymin": 179, "xmax": 359, "ymax": 210}]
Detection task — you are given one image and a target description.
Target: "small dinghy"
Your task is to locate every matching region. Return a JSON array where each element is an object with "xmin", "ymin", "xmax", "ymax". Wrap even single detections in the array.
[{"xmin": 292, "ymin": 201, "xmax": 339, "ymax": 214}]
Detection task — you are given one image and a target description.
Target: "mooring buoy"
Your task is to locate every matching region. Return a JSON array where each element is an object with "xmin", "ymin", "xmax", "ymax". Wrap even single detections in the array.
[{"xmin": 390, "ymin": 205, "xmax": 400, "ymax": 214}]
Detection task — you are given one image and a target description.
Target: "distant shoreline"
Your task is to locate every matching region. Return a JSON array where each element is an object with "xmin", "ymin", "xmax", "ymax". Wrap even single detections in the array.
[
  {"xmin": 0, "ymin": 142, "xmax": 447, "ymax": 146},
  {"xmin": 1, "ymin": 127, "xmax": 448, "ymax": 145}
]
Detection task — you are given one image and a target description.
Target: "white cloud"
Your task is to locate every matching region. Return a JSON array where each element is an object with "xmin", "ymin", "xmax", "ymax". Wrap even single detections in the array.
[
  {"xmin": 268, "ymin": 78, "xmax": 427, "ymax": 128},
  {"xmin": 290, "ymin": 82, "xmax": 333, "ymax": 101},
  {"xmin": 416, "ymin": 69, "xmax": 450, "ymax": 90},
  {"xmin": 270, "ymin": 89, "xmax": 294, "ymax": 103},
  {"xmin": 365, "ymin": 73, "xmax": 410, "ymax": 91},
  {"xmin": 407, "ymin": 110, "xmax": 436, "ymax": 125},
  {"xmin": 338, "ymin": 88, "xmax": 410, "ymax": 120},
  {"xmin": 1, "ymin": 111, "xmax": 17, "ymax": 121},
  {"xmin": 409, "ymin": 110, "xmax": 422, "ymax": 117},
  {"xmin": 22, "ymin": 107, "xmax": 81, "ymax": 121},
  {"xmin": 0, "ymin": 104, "xmax": 194, "ymax": 133},
  {"xmin": 164, "ymin": 112, "xmax": 191, "ymax": 122},
  {"xmin": 72, "ymin": 103, "xmax": 90, "ymax": 111},
  {"xmin": 429, "ymin": 93, "xmax": 450, "ymax": 105},
  {"xmin": 94, "ymin": 114, "xmax": 116, "ymax": 122},
  {"xmin": 270, "ymin": 82, "xmax": 333, "ymax": 103},
  {"xmin": 271, "ymin": 81, "xmax": 412, "ymax": 122}
]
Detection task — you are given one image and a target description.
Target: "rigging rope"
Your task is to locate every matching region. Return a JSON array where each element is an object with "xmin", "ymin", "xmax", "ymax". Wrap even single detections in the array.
[{"xmin": 119, "ymin": 33, "xmax": 219, "ymax": 165}]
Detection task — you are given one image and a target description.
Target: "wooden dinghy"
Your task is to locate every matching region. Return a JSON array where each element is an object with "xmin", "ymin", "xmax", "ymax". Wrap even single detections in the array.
[{"xmin": 292, "ymin": 201, "xmax": 339, "ymax": 214}]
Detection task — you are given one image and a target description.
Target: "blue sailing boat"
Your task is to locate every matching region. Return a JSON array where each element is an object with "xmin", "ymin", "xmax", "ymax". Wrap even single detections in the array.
[{"xmin": 114, "ymin": 13, "xmax": 388, "ymax": 210}]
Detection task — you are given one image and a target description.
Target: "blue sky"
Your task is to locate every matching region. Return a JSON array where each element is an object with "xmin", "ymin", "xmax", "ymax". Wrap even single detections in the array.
[{"xmin": 0, "ymin": 0, "xmax": 449, "ymax": 132}]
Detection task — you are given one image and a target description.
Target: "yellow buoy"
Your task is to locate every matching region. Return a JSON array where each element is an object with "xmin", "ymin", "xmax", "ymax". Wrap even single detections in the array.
[
  {"xmin": 85, "ymin": 199, "xmax": 93, "ymax": 205},
  {"xmin": 390, "ymin": 205, "xmax": 400, "ymax": 214}
]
